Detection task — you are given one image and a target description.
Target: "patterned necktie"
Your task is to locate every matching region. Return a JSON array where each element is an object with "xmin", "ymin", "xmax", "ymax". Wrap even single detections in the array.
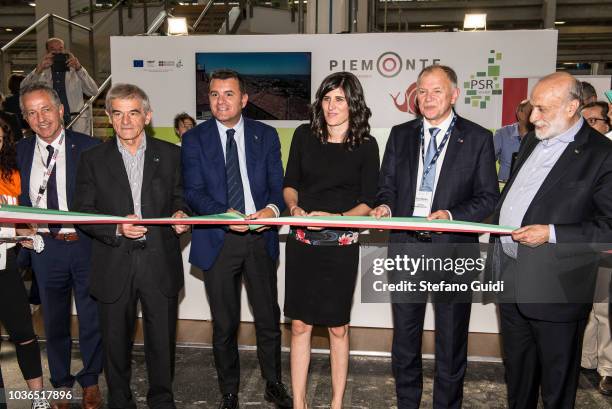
[
  {"xmin": 46, "ymin": 145, "xmax": 61, "ymax": 233},
  {"xmin": 420, "ymin": 127, "xmax": 441, "ymax": 192},
  {"xmin": 225, "ymin": 129, "xmax": 245, "ymax": 214}
]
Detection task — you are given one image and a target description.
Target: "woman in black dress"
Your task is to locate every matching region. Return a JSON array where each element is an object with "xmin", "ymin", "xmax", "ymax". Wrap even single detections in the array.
[{"xmin": 283, "ymin": 72, "xmax": 379, "ymax": 409}]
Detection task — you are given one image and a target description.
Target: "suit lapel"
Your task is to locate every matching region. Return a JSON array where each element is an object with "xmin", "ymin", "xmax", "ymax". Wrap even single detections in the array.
[
  {"xmin": 202, "ymin": 120, "xmax": 227, "ymax": 187},
  {"xmin": 529, "ymin": 122, "xmax": 590, "ymax": 206},
  {"xmin": 22, "ymin": 137, "xmax": 36, "ymax": 205},
  {"xmin": 432, "ymin": 115, "xmax": 462, "ymax": 208},
  {"xmin": 243, "ymin": 118, "xmax": 259, "ymax": 195},
  {"xmin": 106, "ymin": 138, "xmax": 134, "ymax": 212},
  {"xmin": 142, "ymin": 136, "xmax": 159, "ymax": 195},
  {"xmin": 64, "ymin": 130, "xmax": 79, "ymax": 208},
  {"xmin": 406, "ymin": 122, "xmax": 420, "ymax": 202}
]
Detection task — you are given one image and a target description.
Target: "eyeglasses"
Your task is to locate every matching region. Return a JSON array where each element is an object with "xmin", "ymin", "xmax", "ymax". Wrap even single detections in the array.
[{"xmin": 585, "ymin": 117, "xmax": 607, "ymax": 126}]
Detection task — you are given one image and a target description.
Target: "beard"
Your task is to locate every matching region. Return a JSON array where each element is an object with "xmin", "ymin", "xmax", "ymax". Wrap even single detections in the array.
[{"xmin": 533, "ymin": 119, "xmax": 568, "ymax": 141}]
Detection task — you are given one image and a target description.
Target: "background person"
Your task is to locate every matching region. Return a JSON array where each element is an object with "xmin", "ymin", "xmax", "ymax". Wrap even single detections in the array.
[
  {"xmin": 581, "ymin": 81, "xmax": 597, "ymax": 105},
  {"xmin": 283, "ymin": 71, "xmax": 379, "ymax": 409},
  {"xmin": 581, "ymin": 101, "xmax": 611, "ymax": 137},
  {"xmin": 493, "ymin": 99, "xmax": 533, "ymax": 182},
  {"xmin": 173, "ymin": 112, "xmax": 195, "ymax": 144},
  {"xmin": 21, "ymin": 38, "xmax": 98, "ymax": 135},
  {"xmin": 2, "ymin": 73, "xmax": 27, "ymax": 135},
  {"xmin": 580, "ymin": 100, "xmax": 612, "ymax": 395}
]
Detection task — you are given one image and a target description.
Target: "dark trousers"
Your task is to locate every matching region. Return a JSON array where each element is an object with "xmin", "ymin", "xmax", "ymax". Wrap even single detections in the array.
[
  {"xmin": 203, "ymin": 232, "xmax": 282, "ymax": 395},
  {"xmin": 0, "ymin": 247, "xmax": 43, "ymax": 409},
  {"xmin": 29, "ymin": 235, "xmax": 103, "ymax": 388},
  {"xmin": 392, "ymin": 302, "xmax": 471, "ymax": 409},
  {"xmin": 98, "ymin": 245, "xmax": 178, "ymax": 409},
  {"xmin": 499, "ymin": 303, "xmax": 587, "ymax": 409}
]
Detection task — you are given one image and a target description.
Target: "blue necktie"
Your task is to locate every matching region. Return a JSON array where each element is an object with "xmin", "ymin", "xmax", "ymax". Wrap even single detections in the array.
[
  {"xmin": 420, "ymin": 127, "xmax": 441, "ymax": 192},
  {"xmin": 46, "ymin": 145, "xmax": 61, "ymax": 233},
  {"xmin": 225, "ymin": 129, "xmax": 245, "ymax": 214}
]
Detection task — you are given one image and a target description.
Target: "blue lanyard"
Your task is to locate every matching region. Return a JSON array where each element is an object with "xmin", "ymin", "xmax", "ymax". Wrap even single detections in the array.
[{"xmin": 420, "ymin": 114, "xmax": 457, "ymax": 179}]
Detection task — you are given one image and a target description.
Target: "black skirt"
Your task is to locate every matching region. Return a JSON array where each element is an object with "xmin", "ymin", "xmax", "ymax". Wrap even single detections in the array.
[{"xmin": 284, "ymin": 231, "xmax": 360, "ymax": 327}]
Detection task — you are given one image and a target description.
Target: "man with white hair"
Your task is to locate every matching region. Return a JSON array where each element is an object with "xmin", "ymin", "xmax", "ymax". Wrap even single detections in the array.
[{"xmin": 489, "ymin": 72, "xmax": 612, "ymax": 408}]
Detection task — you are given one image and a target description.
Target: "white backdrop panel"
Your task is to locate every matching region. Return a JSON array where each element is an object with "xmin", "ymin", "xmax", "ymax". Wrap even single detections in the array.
[{"xmin": 111, "ymin": 31, "xmax": 558, "ymax": 334}]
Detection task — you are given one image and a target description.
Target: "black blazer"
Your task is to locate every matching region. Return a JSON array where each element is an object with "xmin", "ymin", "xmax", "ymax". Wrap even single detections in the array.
[
  {"xmin": 377, "ymin": 114, "xmax": 500, "ymax": 244},
  {"xmin": 72, "ymin": 136, "xmax": 187, "ymax": 303},
  {"xmin": 490, "ymin": 122, "xmax": 612, "ymax": 322}
]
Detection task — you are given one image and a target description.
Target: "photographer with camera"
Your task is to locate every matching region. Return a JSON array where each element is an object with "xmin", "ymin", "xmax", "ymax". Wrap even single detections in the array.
[{"xmin": 21, "ymin": 38, "xmax": 98, "ymax": 135}]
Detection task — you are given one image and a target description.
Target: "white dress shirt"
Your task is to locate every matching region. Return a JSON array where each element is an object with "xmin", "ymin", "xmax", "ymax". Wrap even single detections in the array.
[
  {"xmin": 412, "ymin": 110, "xmax": 455, "ymax": 217},
  {"xmin": 416, "ymin": 110, "xmax": 455, "ymax": 194},
  {"xmin": 215, "ymin": 117, "xmax": 279, "ymax": 217},
  {"xmin": 216, "ymin": 117, "xmax": 257, "ymax": 215},
  {"xmin": 29, "ymin": 130, "xmax": 75, "ymax": 233}
]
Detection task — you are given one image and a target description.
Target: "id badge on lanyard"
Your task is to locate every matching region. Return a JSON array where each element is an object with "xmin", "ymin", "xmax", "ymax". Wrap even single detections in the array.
[
  {"xmin": 413, "ymin": 190, "xmax": 433, "ymax": 217},
  {"xmin": 412, "ymin": 115, "xmax": 456, "ymax": 217},
  {"xmin": 33, "ymin": 133, "xmax": 65, "ymax": 208}
]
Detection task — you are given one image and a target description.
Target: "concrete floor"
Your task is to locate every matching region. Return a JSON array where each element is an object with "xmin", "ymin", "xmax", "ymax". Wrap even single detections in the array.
[{"xmin": 1, "ymin": 342, "xmax": 611, "ymax": 408}]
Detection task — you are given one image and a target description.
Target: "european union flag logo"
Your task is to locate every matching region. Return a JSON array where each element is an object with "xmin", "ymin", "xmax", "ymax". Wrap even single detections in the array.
[{"xmin": 133, "ymin": 60, "xmax": 144, "ymax": 68}]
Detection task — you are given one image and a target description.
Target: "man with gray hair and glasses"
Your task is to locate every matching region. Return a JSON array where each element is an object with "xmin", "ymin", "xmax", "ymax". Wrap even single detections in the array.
[{"xmin": 489, "ymin": 72, "xmax": 612, "ymax": 408}]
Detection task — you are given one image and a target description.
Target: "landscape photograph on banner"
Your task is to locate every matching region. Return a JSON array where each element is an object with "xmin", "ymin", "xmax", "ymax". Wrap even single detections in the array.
[{"xmin": 195, "ymin": 52, "xmax": 311, "ymax": 121}]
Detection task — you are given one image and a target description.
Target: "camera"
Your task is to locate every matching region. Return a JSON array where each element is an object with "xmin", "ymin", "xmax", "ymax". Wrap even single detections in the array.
[{"xmin": 51, "ymin": 53, "xmax": 69, "ymax": 72}]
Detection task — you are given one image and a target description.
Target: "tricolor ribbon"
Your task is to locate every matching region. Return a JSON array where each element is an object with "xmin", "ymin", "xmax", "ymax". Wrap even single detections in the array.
[{"xmin": 0, "ymin": 205, "xmax": 515, "ymax": 235}]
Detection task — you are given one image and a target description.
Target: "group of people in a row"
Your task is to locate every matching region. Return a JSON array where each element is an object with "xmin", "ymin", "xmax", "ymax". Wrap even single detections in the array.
[{"xmin": 0, "ymin": 61, "xmax": 610, "ymax": 409}]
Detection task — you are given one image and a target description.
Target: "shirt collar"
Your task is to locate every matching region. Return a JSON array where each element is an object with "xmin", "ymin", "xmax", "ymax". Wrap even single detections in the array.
[
  {"xmin": 540, "ymin": 117, "xmax": 583, "ymax": 147},
  {"xmin": 36, "ymin": 128, "xmax": 65, "ymax": 151},
  {"xmin": 216, "ymin": 116, "xmax": 244, "ymax": 136},
  {"xmin": 116, "ymin": 133, "xmax": 147, "ymax": 154},
  {"xmin": 423, "ymin": 110, "xmax": 455, "ymax": 135}
]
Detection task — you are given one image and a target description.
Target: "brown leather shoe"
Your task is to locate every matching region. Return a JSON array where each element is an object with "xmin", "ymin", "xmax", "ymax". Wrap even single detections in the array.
[
  {"xmin": 82, "ymin": 385, "xmax": 103, "ymax": 409},
  {"xmin": 599, "ymin": 375, "xmax": 612, "ymax": 396}
]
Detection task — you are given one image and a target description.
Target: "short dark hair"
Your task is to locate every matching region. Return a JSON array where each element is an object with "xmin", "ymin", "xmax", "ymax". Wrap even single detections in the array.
[
  {"xmin": 8, "ymin": 74, "xmax": 24, "ymax": 95},
  {"xmin": 581, "ymin": 81, "xmax": 597, "ymax": 103},
  {"xmin": 19, "ymin": 82, "xmax": 62, "ymax": 113},
  {"xmin": 209, "ymin": 69, "xmax": 246, "ymax": 94},
  {"xmin": 582, "ymin": 101, "xmax": 611, "ymax": 126},
  {"xmin": 174, "ymin": 112, "xmax": 195, "ymax": 130},
  {"xmin": 417, "ymin": 64, "xmax": 458, "ymax": 87}
]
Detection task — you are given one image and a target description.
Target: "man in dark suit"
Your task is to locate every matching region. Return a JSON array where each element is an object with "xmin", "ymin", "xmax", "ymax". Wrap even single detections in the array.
[
  {"xmin": 371, "ymin": 65, "xmax": 499, "ymax": 408},
  {"xmin": 181, "ymin": 69, "xmax": 291, "ymax": 409},
  {"xmin": 16, "ymin": 82, "xmax": 103, "ymax": 409},
  {"xmin": 490, "ymin": 72, "xmax": 612, "ymax": 408},
  {"xmin": 72, "ymin": 83, "xmax": 189, "ymax": 409}
]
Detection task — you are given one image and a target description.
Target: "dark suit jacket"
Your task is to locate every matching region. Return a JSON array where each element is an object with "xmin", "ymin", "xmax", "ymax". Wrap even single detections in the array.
[
  {"xmin": 181, "ymin": 117, "xmax": 285, "ymax": 271},
  {"xmin": 490, "ymin": 123, "xmax": 612, "ymax": 322},
  {"xmin": 377, "ymin": 114, "xmax": 500, "ymax": 244},
  {"xmin": 72, "ymin": 136, "xmax": 186, "ymax": 303}
]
